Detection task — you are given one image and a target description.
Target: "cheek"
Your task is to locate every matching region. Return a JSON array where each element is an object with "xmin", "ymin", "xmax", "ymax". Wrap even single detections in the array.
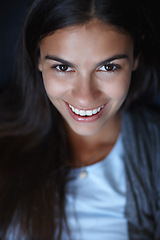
[
  {"xmin": 42, "ymin": 72, "xmax": 65, "ymax": 99},
  {"xmin": 103, "ymin": 72, "xmax": 131, "ymax": 100}
]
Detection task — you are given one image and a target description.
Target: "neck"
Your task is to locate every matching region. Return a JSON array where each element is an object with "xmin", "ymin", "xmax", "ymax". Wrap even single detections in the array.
[{"xmin": 66, "ymin": 112, "xmax": 121, "ymax": 168}]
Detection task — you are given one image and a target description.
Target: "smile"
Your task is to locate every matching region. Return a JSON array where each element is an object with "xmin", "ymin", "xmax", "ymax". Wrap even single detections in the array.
[{"xmin": 69, "ymin": 104, "xmax": 104, "ymax": 116}]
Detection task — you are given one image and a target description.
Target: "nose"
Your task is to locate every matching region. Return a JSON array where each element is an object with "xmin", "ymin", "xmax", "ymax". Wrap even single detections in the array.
[{"xmin": 71, "ymin": 73, "xmax": 101, "ymax": 107}]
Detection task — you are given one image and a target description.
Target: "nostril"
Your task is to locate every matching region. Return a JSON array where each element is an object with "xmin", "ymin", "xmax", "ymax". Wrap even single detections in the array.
[{"xmin": 72, "ymin": 86, "xmax": 101, "ymax": 107}]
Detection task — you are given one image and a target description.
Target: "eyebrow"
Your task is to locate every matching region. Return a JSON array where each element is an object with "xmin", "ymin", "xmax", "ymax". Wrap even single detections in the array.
[
  {"xmin": 45, "ymin": 55, "xmax": 76, "ymax": 67},
  {"xmin": 97, "ymin": 54, "xmax": 128, "ymax": 67},
  {"xmin": 45, "ymin": 54, "xmax": 129, "ymax": 67}
]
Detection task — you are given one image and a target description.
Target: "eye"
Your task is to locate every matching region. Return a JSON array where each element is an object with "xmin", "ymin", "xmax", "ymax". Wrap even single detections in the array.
[
  {"xmin": 97, "ymin": 64, "xmax": 120, "ymax": 72},
  {"xmin": 52, "ymin": 64, "xmax": 74, "ymax": 72}
]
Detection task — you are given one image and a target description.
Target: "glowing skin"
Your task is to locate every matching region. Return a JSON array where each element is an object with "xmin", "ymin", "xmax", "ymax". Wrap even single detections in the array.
[{"xmin": 38, "ymin": 20, "xmax": 139, "ymax": 140}]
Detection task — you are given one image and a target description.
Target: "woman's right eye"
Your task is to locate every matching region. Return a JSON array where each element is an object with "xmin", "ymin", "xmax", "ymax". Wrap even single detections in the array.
[{"xmin": 52, "ymin": 65, "xmax": 74, "ymax": 72}]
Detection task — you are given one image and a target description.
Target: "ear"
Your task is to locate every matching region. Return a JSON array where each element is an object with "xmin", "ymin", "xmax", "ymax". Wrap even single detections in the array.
[
  {"xmin": 132, "ymin": 53, "xmax": 141, "ymax": 71},
  {"xmin": 38, "ymin": 58, "xmax": 43, "ymax": 72}
]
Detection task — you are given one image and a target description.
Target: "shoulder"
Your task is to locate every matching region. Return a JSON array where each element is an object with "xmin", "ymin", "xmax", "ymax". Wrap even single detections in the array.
[
  {"xmin": 122, "ymin": 103, "xmax": 160, "ymax": 190},
  {"xmin": 122, "ymin": 103, "xmax": 160, "ymax": 172},
  {"xmin": 122, "ymin": 104, "xmax": 160, "ymax": 235},
  {"xmin": 123, "ymin": 104, "xmax": 160, "ymax": 239},
  {"xmin": 122, "ymin": 103, "xmax": 160, "ymax": 138}
]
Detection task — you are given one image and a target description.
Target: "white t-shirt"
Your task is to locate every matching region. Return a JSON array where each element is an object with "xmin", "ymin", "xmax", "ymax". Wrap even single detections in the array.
[{"xmin": 62, "ymin": 134, "xmax": 129, "ymax": 240}]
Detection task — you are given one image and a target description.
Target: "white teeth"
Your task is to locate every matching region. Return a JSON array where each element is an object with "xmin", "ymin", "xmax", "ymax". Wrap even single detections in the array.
[
  {"xmin": 69, "ymin": 104, "xmax": 104, "ymax": 116},
  {"xmin": 86, "ymin": 110, "xmax": 93, "ymax": 116},
  {"xmin": 92, "ymin": 109, "xmax": 98, "ymax": 114},
  {"xmin": 79, "ymin": 110, "xmax": 86, "ymax": 116},
  {"xmin": 74, "ymin": 108, "xmax": 79, "ymax": 115}
]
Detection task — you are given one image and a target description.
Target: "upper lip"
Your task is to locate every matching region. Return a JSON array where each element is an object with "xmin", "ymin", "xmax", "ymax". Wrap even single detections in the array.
[{"xmin": 65, "ymin": 102, "xmax": 105, "ymax": 111}]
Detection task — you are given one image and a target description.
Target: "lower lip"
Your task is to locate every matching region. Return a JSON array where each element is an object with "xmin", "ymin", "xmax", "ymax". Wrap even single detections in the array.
[{"xmin": 65, "ymin": 102, "xmax": 106, "ymax": 123}]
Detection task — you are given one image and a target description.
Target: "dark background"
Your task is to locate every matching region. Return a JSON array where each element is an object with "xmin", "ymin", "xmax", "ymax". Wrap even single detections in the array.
[
  {"xmin": 0, "ymin": 0, "xmax": 160, "ymax": 106},
  {"xmin": 0, "ymin": 0, "xmax": 29, "ymax": 90}
]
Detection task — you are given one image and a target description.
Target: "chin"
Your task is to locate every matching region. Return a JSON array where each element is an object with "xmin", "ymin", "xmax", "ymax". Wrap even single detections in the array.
[{"xmin": 70, "ymin": 124, "xmax": 103, "ymax": 137}]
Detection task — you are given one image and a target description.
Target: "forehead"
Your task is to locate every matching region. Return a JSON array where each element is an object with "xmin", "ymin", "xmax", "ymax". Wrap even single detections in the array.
[{"xmin": 39, "ymin": 19, "xmax": 133, "ymax": 61}]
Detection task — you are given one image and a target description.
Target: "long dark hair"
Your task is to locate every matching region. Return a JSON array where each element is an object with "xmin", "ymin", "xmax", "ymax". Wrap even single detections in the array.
[{"xmin": 0, "ymin": 0, "xmax": 159, "ymax": 239}]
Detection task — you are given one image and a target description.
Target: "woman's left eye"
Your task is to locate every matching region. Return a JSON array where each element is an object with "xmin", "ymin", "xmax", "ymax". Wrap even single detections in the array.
[{"xmin": 97, "ymin": 64, "xmax": 119, "ymax": 72}]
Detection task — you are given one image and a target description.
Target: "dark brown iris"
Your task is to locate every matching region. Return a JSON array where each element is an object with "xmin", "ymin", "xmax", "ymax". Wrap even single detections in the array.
[
  {"xmin": 105, "ymin": 64, "xmax": 115, "ymax": 71},
  {"xmin": 59, "ymin": 65, "xmax": 69, "ymax": 71}
]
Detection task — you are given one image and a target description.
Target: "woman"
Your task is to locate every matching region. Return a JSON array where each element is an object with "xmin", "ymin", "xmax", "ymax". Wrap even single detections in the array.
[{"xmin": 0, "ymin": 0, "xmax": 160, "ymax": 239}]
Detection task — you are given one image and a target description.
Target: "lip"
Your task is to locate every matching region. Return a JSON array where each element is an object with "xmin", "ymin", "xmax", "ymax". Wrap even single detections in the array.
[{"xmin": 65, "ymin": 102, "xmax": 107, "ymax": 123}]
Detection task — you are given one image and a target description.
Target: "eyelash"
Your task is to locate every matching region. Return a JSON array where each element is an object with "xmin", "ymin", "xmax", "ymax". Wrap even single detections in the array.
[
  {"xmin": 51, "ymin": 64, "xmax": 74, "ymax": 73},
  {"xmin": 51, "ymin": 63, "xmax": 121, "ymax": 73},
  {"xmin": 97, "ymin": 64, "xmax": 121, "ymax": 72}
]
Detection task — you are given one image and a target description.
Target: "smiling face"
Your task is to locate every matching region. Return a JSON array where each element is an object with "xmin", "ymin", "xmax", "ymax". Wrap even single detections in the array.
[{"xmin": 38, "ymin": 19, "xmax": 139, "ymax": 137}]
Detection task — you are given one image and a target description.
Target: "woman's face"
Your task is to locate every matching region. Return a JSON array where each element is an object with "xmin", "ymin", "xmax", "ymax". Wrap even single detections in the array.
[{"xmin": 39, "ymin": 19, "xmax": 139, "ymax": 136}]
